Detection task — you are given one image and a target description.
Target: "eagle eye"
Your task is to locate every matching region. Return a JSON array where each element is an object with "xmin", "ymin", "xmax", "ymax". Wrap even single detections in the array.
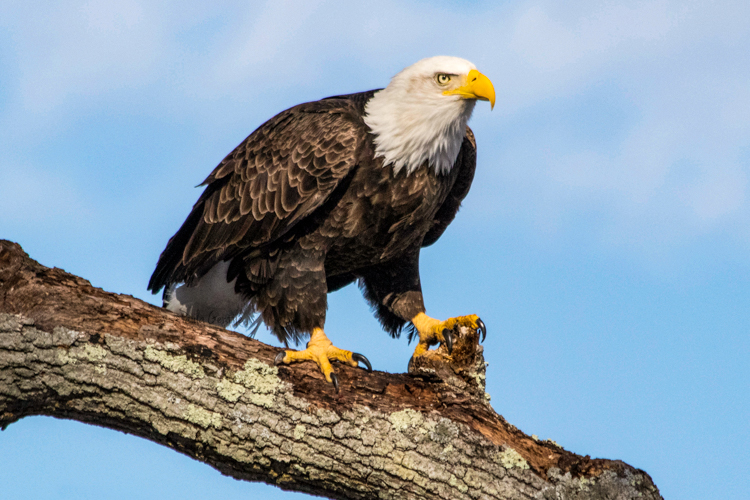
[{"xmin": 435, "ymin": 74, "xmax": 451, "ymax": 85}]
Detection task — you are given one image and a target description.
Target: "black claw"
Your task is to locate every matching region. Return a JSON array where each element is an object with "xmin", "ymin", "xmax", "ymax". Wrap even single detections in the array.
[
  {"xmin": 477, "ymin": 318, "xmax": 487, "ymax": 342},
  {"xmin": 352, "ymin": 352, "xmax": 372, "ymax": 372},
  {"xmin": 330, "ymin": 372, "xmax": 340, "ymax": 393},
  {"xmin": 274, "ymin": 352, "xmax": 286, "ymax": 365},
  {"xmin": 442, "ymin": 328, "xmax": 454, "ymax": 354}
]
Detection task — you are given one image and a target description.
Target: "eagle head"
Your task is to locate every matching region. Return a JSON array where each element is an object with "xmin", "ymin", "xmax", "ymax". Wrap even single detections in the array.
[{"xmin": 364, "ymin": 56, "xmax": 495, "ymax": 175}]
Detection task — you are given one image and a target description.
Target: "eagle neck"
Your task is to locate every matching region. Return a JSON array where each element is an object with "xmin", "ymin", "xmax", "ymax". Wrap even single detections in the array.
[{"xmin": 363, "ymin": 89, "xmax": 475, "ymax": 176}]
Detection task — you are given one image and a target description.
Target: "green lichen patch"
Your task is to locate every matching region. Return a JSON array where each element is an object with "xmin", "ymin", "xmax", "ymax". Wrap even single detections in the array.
[
  {"xmin": 232, "ymin": 359, "xmax": 283, "ymax": 408},
  {"xmin": 144, "ymin": 345, "xmax": 205, "ymax": 379},
  {"xmin": 577, "ymin": 477, "xmax": 593, "ymax": 490},
  {"xmin": 233, "ymin": 359, "xmax": 279, "ymax": 391},
  {"xmin": 56, "ymin": 349, "xmax": 78, "ymax": 365},
  {"xmin": 56, "ymin": 343, "xmax": 108, "ymax": 373},
  {"xmin": 184, "ymin": 404, "xmax": 222, "ymax": 429},
  {"xmin": 449, "ymin": 474, "xmax": 469, "ymax": 493},
  {"xmin": 216, "ymin": 379, "xmax": 246, "ymax": 403},
  {"xmin": 388, "ymin": 408, "xmax": 424, "ymax": 432},
  {"xmin": 430, "ymin": 418, "xmax": 459, "ymax": 444},
  {"xmin": 247, "ymin": 393, "xmax": 275, "ymax": 409},
  {"xmin": 78, "ymin": 343, "xmax": 107, "ymax": 362},
  {"xmin": 495, "ymin": 447, "xmax": 530, "ymax": 470},
  {"xmin": 293, "ymin": 424, "xmax": 306, "ymax": 440}
]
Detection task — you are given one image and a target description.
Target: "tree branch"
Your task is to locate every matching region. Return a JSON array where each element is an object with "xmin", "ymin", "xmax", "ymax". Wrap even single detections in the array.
[{"xmin": 0, "ymin": 240, "xmax": 661, "ymax": 499}]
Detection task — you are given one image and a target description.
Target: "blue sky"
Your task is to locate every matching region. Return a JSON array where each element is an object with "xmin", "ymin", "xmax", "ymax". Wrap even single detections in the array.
[{"xmin": 1, "ymin": 1, "xmax": 748, "ymax": 499}]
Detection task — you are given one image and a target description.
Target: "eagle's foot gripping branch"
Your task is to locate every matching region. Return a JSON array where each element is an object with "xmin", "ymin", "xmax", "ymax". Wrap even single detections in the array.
[
  {"xmin": 274, "ymin": 327, "xmax": 371, "ymax": 392},
  {"xmin": 410, "ymin": 312, "xmax": 486, "ymax": 360},
  {"xmin": 408, "ymin": 312, "xmax": 489, "ymax": 398}
]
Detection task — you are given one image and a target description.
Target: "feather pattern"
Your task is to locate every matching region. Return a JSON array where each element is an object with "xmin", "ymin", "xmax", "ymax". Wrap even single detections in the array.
[
  {"xmin": 149, "ymin": 65, "xmax": 482, "ymax": 343},
  {"xmin": 148, "ymin": 97, "xmax": 366, "ymax": 292}
]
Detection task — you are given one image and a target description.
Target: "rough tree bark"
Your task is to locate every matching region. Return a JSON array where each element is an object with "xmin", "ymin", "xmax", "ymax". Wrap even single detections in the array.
[{"xmin": 0, "ymin": 240, "xmax": 661, "ymax": 500}]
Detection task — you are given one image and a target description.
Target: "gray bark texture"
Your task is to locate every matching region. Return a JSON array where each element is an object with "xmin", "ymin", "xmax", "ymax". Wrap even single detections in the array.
[{"xmin": 0, "ymin": 240, "xmax": 662, "ymax": 500}]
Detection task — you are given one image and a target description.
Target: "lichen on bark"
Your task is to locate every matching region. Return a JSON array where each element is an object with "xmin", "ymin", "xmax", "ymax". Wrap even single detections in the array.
[{"xmin": 0, "ymin": 240, "xmax": 663, "ymax": 500}]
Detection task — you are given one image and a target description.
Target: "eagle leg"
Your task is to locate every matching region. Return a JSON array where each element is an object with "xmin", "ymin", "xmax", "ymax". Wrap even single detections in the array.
[
  {"xmin": 274, "ymin": 327, "xmax": 372, "ymax": 392},
  {"xmin": 410, "ymin": 312, "xmax": 486, "ymax": 359}
]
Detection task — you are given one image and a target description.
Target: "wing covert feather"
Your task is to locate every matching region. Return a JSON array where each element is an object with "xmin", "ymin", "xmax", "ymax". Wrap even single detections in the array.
[
  {"xmin": 149, "ymin": 101, "xmax": 363, "ymax": 290},
  {"xmin": 193, "ymin": 107, "xmax": 360, "ymax": 254}
]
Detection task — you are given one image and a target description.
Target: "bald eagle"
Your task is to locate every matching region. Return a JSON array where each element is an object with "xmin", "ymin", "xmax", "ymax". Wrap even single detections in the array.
[{"xmin": 149, "ymin": 56, "xmax": 493, "ymax": 389}]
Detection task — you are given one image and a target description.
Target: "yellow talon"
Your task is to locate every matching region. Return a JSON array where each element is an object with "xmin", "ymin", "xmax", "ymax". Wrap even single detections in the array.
[
  {"xmin": 274, "ymin": 327, "xmax": 372, "ymax": 390},
  {"xmin": 410, "ymin": 312, "xmax": 485, "ymax": 359},
  {"xmin": 442, "ymin": 314, "xmax": 481, "ymax": 331}
]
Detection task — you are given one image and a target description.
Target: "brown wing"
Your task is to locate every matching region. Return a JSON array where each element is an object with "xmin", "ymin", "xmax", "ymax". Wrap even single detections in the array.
[
  {"xmin": 422, "ymin": 127, "xmax": 477, "ymax": 247},
  {"xmin": 148, "ymin": 98, "xmax": 364, "ymax": 292}
]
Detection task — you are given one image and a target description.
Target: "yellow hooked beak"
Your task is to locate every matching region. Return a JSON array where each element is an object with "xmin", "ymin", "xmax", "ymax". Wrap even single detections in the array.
[{"xmin": 443, "ymin": 69, "xmax": 496, "ymax": 109}]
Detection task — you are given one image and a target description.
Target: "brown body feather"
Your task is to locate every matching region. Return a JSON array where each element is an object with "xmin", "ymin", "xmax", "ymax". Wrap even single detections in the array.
[{"xmin": 148, "ymin": 91, "xmax": 477, "ymax": 344}]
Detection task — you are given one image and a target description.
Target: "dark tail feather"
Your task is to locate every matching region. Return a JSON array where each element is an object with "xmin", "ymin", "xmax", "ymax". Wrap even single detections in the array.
[{"xmin": 148, "ymin": 206, "xmax": 205, "ymax": 293}]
